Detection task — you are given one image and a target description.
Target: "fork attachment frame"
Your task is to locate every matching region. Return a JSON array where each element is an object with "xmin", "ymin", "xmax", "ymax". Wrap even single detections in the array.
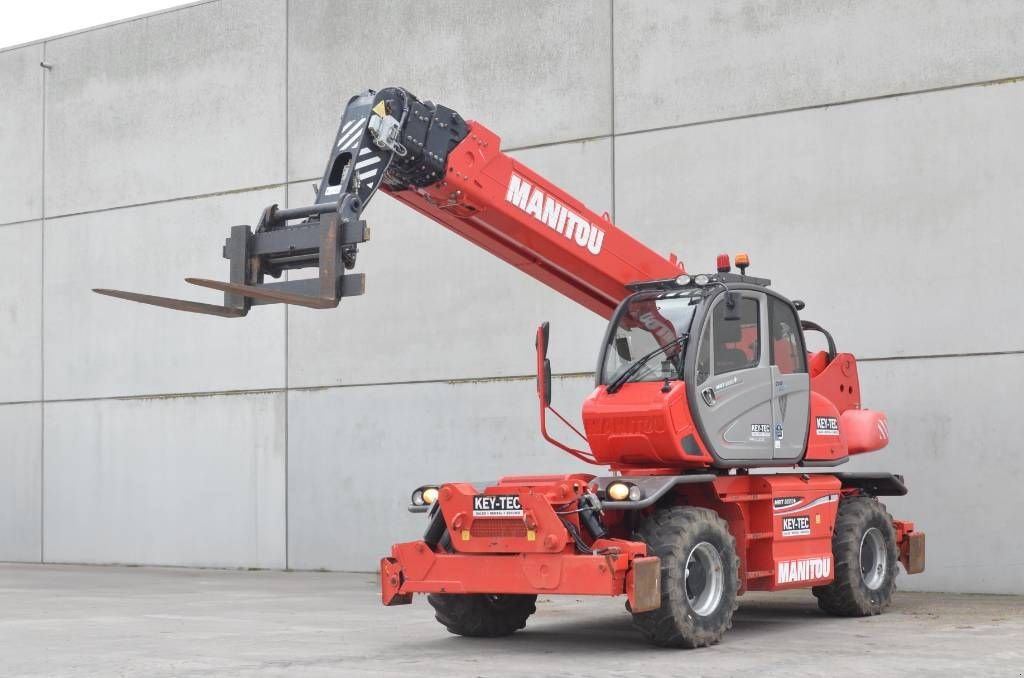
[
  {"xmin": 93, "ymin": 86, "xmax": 468, "ymax": 316},
  {"xmin": 200, "ymin": 194, "xmax": 369, "ymax": 315}
]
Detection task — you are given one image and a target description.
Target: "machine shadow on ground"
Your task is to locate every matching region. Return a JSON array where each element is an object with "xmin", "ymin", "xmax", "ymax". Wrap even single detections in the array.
[{"xmin": 397, "ymin": 593, "xmax": 842, "ymax": 656}]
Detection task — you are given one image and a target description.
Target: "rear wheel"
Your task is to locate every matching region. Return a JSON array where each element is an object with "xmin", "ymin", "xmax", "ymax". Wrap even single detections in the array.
[
  {"xmin": 813, "ymin": 496, "xmax": 898, "ymax": 616},
  {"xmin": 631, "ymin": 506, "xmax": 740, "ymax": 648},
  {"xmin": 427, "ymin": 593, "xmax": 537, "ymax": 637}
]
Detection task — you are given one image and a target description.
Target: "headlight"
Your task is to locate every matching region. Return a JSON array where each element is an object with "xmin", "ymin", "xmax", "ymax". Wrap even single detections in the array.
[
  {"xmin": 675, "ymin": 274, "xmax": 691, "ymax": 286},
  {"xmin": 411, "ymin": 485, "xmax": 440, "ymax": 506},
  {"xmin": 606, "ymin": 482, "xmax": 630, "ymax": 501},
  {"xmin": 693, "ymin": 274, "xmax": 710, "ymax": 286},
  {"xmin": 606, "ymin": 481, "xmax": 644, "ymax": 502}
]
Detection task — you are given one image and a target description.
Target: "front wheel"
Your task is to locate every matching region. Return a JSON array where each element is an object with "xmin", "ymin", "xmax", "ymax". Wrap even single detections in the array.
[
  {"xmin": 631, "ymin": 506, "xmax": 740, "ymax": 648},
  {"xmin": 427, "ymin": 593, "xmax": 537, "ymax": 637},
  {"xmin": 813, "ymin": 496, "xmax": 898, "ymax": 616}
]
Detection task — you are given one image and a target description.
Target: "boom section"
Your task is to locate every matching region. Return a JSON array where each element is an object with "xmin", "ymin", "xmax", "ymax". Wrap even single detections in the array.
[{"xmin": 382, "ymin": 123, "xmax": 682, "ymax": 318}]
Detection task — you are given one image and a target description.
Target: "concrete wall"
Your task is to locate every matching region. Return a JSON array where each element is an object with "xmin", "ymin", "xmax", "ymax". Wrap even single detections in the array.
[{"xmin": 1, "ymin": 0, "xmax": 1021, "ymax": 594}]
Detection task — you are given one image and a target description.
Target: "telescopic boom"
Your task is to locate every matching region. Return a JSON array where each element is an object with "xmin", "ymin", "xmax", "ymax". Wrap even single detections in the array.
[{"xmin": 95, "ymin": 86, "xmax": 683, "ymax": 319}]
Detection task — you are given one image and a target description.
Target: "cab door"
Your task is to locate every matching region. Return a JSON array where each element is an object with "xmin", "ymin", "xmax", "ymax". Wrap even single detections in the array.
[
  {"xmin": 768, "ymin": 296, "xmax": 810, "ymax": 460},
  {"xmin": 692, "ymin": 292, "xmax": 774, "ymax": 462}
]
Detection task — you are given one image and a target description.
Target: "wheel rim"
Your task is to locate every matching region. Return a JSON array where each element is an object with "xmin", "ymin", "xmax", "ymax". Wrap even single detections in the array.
[
  {"xmin": 684, "ymin": 542, "xmax": 725, "ymax": 616},
  {"xmin": 860, "ymin": 527, "xmax": 887, "ymax": 590}
]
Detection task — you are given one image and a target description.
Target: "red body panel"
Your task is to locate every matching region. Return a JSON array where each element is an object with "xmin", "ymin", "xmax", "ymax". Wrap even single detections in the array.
[
  {"xmin": 803, "ymin": 391, "xmax": 849, "ymax": 463},
  {"xmin": 810, "ymin": 352, "xmax": 862, "ymax": 413},
  {"xmin": 703, "ymin": 475, "xmax": 840, "ymax": 591},
  {"xmin": 841, "ymin": 409, "xmax": 890, "ymax": 454},
  {"xmin": 581, "ymin": 381, "xmax": 714, "ymax": 470},
  {"xmin": 384, "ymin": 541, "xmax": 647, "ymax": 598}
]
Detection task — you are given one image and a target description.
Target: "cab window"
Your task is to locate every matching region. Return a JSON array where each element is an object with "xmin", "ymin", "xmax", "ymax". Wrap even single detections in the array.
[
  {"xmin": 600, "ymin": 294, "xmax": 698, "ymax": 385},
  {"xmin": 713, "ymin": 297, "xmax": 760, "ymax": 375},
  {"xmin": 769, "ymin": 297, "xmax": 806, "ymax": 374}
]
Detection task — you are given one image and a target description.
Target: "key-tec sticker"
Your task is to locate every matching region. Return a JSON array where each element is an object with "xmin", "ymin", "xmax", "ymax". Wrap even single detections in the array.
[
  {"xmin": 781, "ymin": 515, "xmax": 811, "ymax": 537},
  {"xmin": 816, "ymin": 416, "xmax": 840, "ymax": 436},
  {"xmin": 472, "ymin": 494, "xmax": 524, "ymax": 517}
]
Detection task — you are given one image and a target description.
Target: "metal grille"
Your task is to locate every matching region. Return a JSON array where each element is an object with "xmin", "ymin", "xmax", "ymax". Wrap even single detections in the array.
[{"xmin": 470, "ymin": 518, "xmax": 527, "ymax": 539}]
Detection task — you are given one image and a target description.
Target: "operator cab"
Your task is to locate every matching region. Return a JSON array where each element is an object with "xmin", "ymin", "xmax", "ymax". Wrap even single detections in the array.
[{"xmin": 587, "ymin": 262, "xmax": 811, "ymax": 469}]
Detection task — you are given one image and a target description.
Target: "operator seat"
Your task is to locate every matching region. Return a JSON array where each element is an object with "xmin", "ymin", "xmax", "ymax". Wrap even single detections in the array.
[{"xmin": 713, "ymin": 316, "xmax": 752, "ymax": 373}]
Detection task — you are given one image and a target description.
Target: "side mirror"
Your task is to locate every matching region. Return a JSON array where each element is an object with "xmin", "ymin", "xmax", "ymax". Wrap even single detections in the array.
[
  {"xmin": 531, "ymin": 322, "xmax": 597, "ymax": 464},
  {"xmin": 543, "ymin": 358, "xmax": 552, "ymax": 407},
  {"xmin": 536, "ymin": 320, "xmax": 550, "ymax": 357},
  {"xmin": 535, "ymin": 322, "xmax": 552, "ymax": 407}
]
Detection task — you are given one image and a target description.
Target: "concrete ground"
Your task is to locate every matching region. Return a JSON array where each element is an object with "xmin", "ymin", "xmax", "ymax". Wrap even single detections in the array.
[{"xmin": 0, "ymin": 564, "xmax": 1020, "ymax": 677}]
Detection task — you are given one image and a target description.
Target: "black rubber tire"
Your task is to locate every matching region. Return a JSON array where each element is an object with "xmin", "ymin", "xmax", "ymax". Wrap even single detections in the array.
[
  {"xmin": 813, "ymin": 496, "xmax": 898, "ymax": 617},
  {"xmin": 631, "ymin": 506, "xmax": 740, "ymax": 648},
  {"xmin": 427, "ymin": 593, "xmax": 537, "ymax": 638}
]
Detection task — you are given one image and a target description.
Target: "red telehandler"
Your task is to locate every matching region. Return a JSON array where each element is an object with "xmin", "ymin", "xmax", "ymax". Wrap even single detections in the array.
[{"xmin": 96, "ymin": 86, "xmax": 925, "ymax": 648}]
